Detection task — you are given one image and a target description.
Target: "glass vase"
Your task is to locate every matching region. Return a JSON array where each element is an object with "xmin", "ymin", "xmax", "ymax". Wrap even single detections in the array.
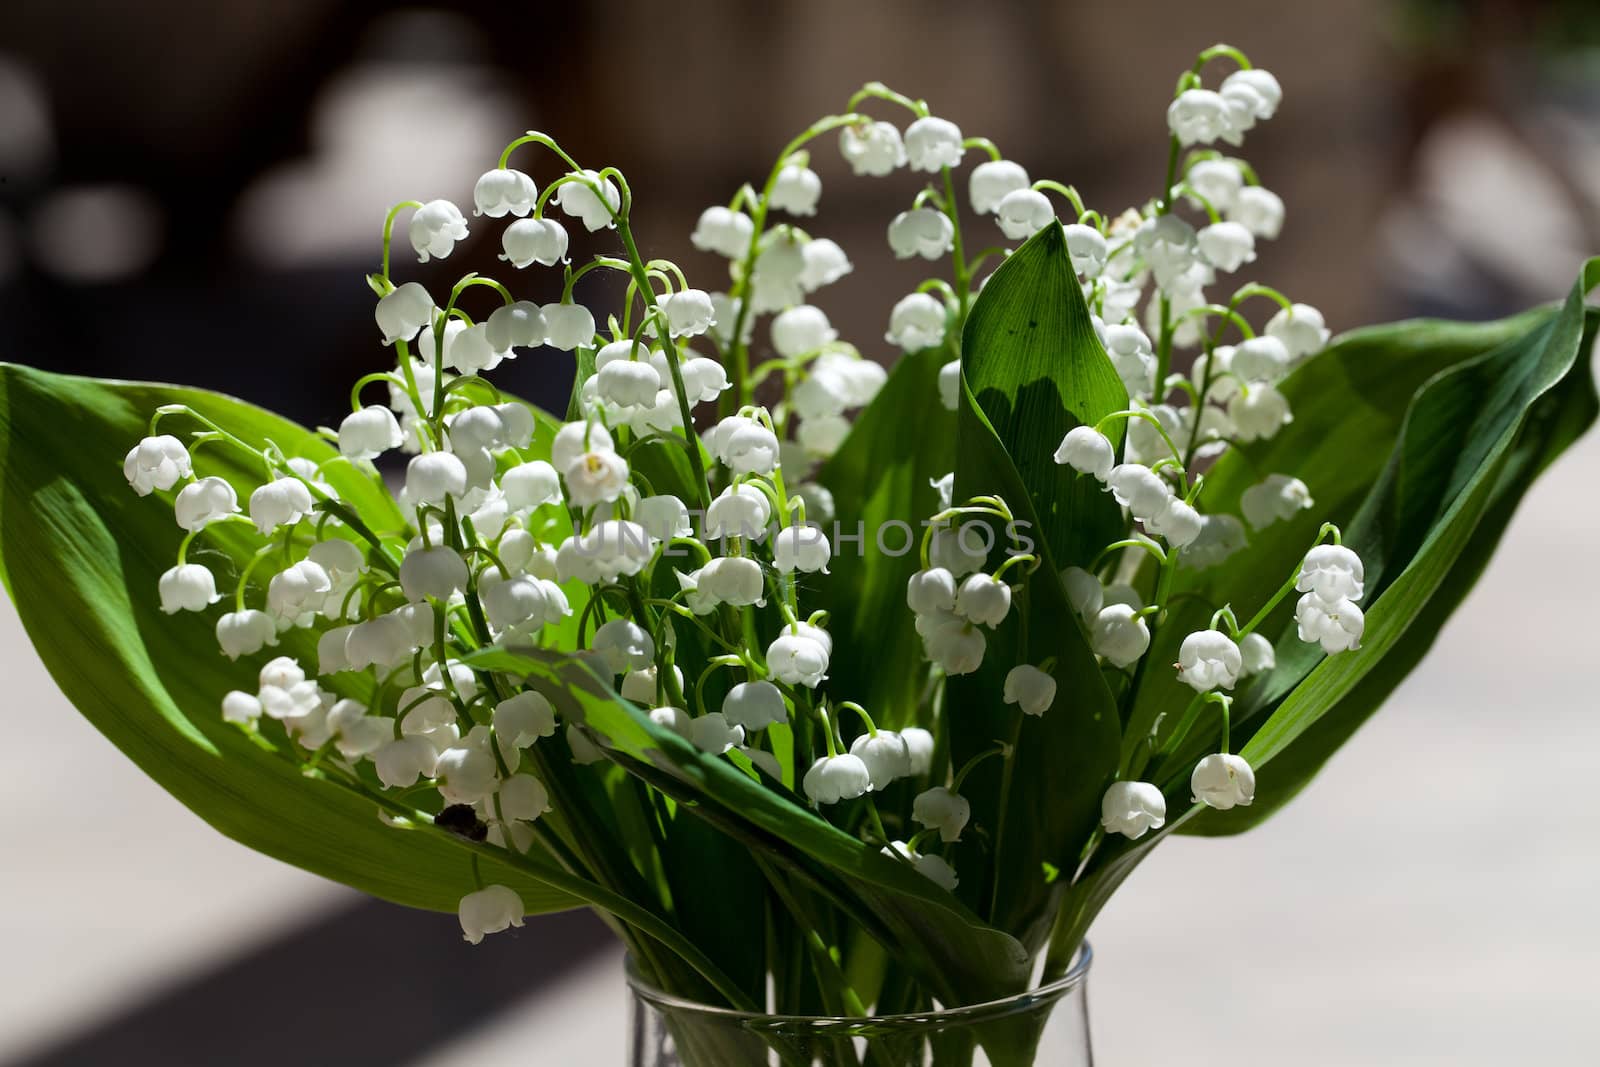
[{"xmin": 626, "ymin": 945, "xmax": 1093, "ymax": 1067}]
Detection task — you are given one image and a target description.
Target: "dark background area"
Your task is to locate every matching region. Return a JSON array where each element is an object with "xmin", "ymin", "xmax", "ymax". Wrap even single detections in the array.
[{"xmin": 2, "ymin": 0, "xmax": 1598, "ymax": 1063}]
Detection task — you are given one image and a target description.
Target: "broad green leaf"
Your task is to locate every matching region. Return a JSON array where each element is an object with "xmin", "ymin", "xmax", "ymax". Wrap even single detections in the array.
[
  {"xmin": 960, "ymin": 220, "xmax": 1129, "ymax": 568},
  {"xmin": 0, "ymin": 363, "xmax": 580, "ymax": 914},
  {"xmin": 814, "ymin": 346, "xmax": 955, "ymax": 723},
  {"xmin": 949, "ymin": 384, "xmax": 1121, "ymax": 951},
  {"xmin": 1123, "ymin": 307, "xmax": 1567, "ymax": 768},
  {"xmin": 464, "ymin": 644, "xmax": 1035, "ymax": 1010}
]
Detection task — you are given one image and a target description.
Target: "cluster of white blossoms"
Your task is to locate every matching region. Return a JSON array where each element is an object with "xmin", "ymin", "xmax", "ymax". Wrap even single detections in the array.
[{"xmin": 123, "ymin": 49, "xmax": 1367, "ymax": 946}]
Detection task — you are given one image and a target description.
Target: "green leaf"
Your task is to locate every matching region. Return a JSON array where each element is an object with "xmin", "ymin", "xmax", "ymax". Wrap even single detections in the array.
[
  {"xmin": 960, "ymin": 219, "xmax": 1129, "ymax": 568},
  {"xmin": 1185, "ymin": 260, "xmax": 1600, "ymax": 832},
  {"xmin": 464, "ymin": 644, "xmax": 1035, "ymax": 1009},
  {"xmin": 0, "ymin": 363, "xmax": 580, "ymax": 914},
  {"xmin": 814, "ymin": 346, "xmax": 956, "ymax": 722}
]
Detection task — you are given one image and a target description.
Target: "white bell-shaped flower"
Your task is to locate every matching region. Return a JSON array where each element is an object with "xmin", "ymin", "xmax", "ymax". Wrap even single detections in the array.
[
  {"xmin": 635, "ymin": 494, "xmax": 692, "ymax": 542},
  {"xmin": 850, "ymin": 730, "xmax": 911, "ymax": 789},
  {"xmin": 1296, "ymin": 593, "xmax": 1364, "ymax": 654},
  {"xmin": 803, "ymin": 753, "xmax": 872, "ymax": 804},
  {"xmin": 660, "ymin": 288, "xmax": 716, "ymax": 339},
  {"xmin": 121, "ymin": 435, "xmax": 192, "ymax": 495},
  {"xmin": 913, "ymin": 786, "xmax": 971, "ymax": 843},
  {"xmin": 955, "ymin": 573, "xmax": 1011, "ymax": 627},
  {"xmin": 342, "ymin": 613, "xmax": 411, "ymax": 672},
  {"xmin": 1091, "ymin": 603, "xmax": 1150, "ymax": 668},
  {"xmin": 373, "ymin": 735, "xmax": 438, "ymax": 789},
  {"xmin": 994, "ymin": 188, "xmax": 1054, "ymax": 241},
  {"xmin": 799, "ymin": 238, "xmax": 853, "ymax": 292},
  {"xmin": 155, "ymin": 563, "xmax": 218, "ymax": 614},
  {"xmin": 1106, "ymin": 464, "xmax": 1172, "ymax": 521},
  {"xmin": 500, "ymin": 217, "xmax": 569, "ymax": 268},
  {"xmin": 1177, "ymin": 630, "xmax": 1243, "ymax": 692},
  {"xmin": 551, "ymin": 421, "xmax": 614, "ymax": 474},
  {"xmin": 495, "ymin": 690, "xmax": 557, "ymax": 749},
  {"xmin": 1003, "ymin": 664, "xmax": 1057, "ymax": 716},
  {"xmin": 904, "ymin": 116, "xmax": 964, "ymax": 172},
  {"xmin": 690, "ymin": 206, "xmax": 754, "ymax": 258},
  {"xmin": 1053, "ymin": 426, "xmax": 1114, "ymax": 481},
  {"xmin": 750, "ymin": 230, "xmax": 807, "ymax": 312},
  {"xmin": 497, "ymin": 773, "xmax": 551, "ymax": 821},
  {"xmin": 839, "ymin": 121, "xmax": 906, "ymax": 176},
  {"xmin": 1063, "ymin": 223, "xmax": 1108, "ymax": 278},
  {"xmin": 399, "ymin": 545, "xmax": 468, "ymax": 602},
  {"xmin": 375, "ymin": 282, "xmax": 433, "ymax": 345},
  {"xmin": 773, "ymin": 524, "xmax": 831, "ymax": 574},
  {"xmin": 480, "ymin": 572, "xmax": 560, "ymax": 633},
  {"xmin": 1230, "ymin": 336, "xmax": 1291, "ymax": 383},
  {"xmin": 1297, "ymin": 544, "xmax": 1365, "ymax": 601},
  {"xmin": 1167, "ymin": 89, "xmax": 1230, "ymax": 146},
  {"xmin": 901, "ymin": 727, "xmax": 935, "ymax": 776},
  {"xmin": 266, "ymin": 560, "xmax": 331, "ymax": 622},
  {"xmin": 1185, "ymin": 159, "xmax": 1244, "ymax": 213},
  {"xmin": 696, "ymin": 556, "xmax": 767, "ymax": 607},
  {"xmin": 563, "ymin": 449, "xmax": 630, "ymax": 509},
  {"xmin": 436, "ymin": 726, "xmax": 500, "ymax": 805},
  {"xmin": 1227, "ymin": 382, "xmax": 1293, "ymax": 442},
  {"xmin": 409, "ymin": 199, "xmax": 469, "ymax": 262},
  {"xmin": 215, "ymin": 609, "xmax": 277, "ymax": 659},
  {"xmin": 707, "ymin": 416, "xmax": 781, "ymax": 476},
  {"xmin": 473, "ymin": 168, "xmax": 537, "ymax": 217},
  {"xmin": 1196, "ymin": 221, "xmax": 1256, "ymax": 272},
  {"xmin": 771, "ymin": 164, "xmax": 821, "ymax": 216},
  {"xmin": 885, "ymin": 292, "xmax": 946, "ymax": 352},
  {"xmin": 555, "ymin": 520, "xmax": 654, "ymax": 583},
  {"xmin": 405, "ymin": 451, "xmax": 468, "ymax": 505},
  {"xmin": 458, "ymin": 885, "xmax": 524, "ymax": 945},
  {"xmin": 722, "ymin": 681, "xmax": 787, "ymax": 730},
  {"xmin": 1239, "ymin": 632, "xmax": 1276, "ymax": 676},
  {"xmin": 772, "ymin": 305, "xmax": 836, "ymax": 359},
  {"xmin": 1102, "ymin": 323, "xmax": 1157, "ymax": 399},
  {"xmin": 222, "ymin": 690, "xmax": 262, "ymax": 725},
  {"xmin": 1241, "ymin": 473, "xmax": 1314, "ymax": 530},
  {"xmin": 555, "ymin": 169, "xmax": 620, "ymax": 231},
  {"xmin": 883, "ymin": 840, "xmax": 959, "ymax": 891},
  {"xmin": 1187, "ymin": 514, "xmax": 1249, "ymax": 570},
  {"xmin": 247, "ymin": 477, "xmax": 314, "ymax": 534},
  {"xmin": 937, "ymin": 360, "xmax": 961, "ymax": 411},
  {"xmin": 1147, "ymin": 498, "xmax": 1202, "ymax": 548},
  {"xmin": 620, "ymin": 664, "xmax": 682, "ymax": 706},
  {"xmin": 501, "ymin": 460, "xmax": 562, "ymax": 512},
  {"xmin": 689, "ymin": 712, "xmax": 745, "ymax": 755},
  {"xmin": 767, "ymin": 630, "xmax": 829, "ymax": 687},
  {"xmin": 592, "ymin": 618, "xmax": 655, "ymax": 674},
  {"xmin": 906, "ymin": 567, "xmax": 958, "ymax": 615},
  {"xmin": 1101, "ymin": 781, "xmax": 1167, "ymax": 839},
  {"xmin": 681, "ymin": 356, "xmax": 732, "ymax": 405},
  {"xmin": 888, "ymin": 208, "xmax": 955, "ymax": 260},
  {"xmin": 1265, "ymin": 302, "xmax": 1330, "ymax": 359},
  {"xmin": 1062, "ymin": 566, "xmax": 1104, "ymax": 621},
  {"xmin": 917, "ymin": 610, "xmax": 986, "ymax": 675},
  {"xmin": 173, "ymin": 476, "xmax": 238, "ymax": 531},
  {"xmin": 1222, "ymin": 68, "xmax": 1282, "ymax": 120},
  {"xmin": 1191, "ymin": 753, "xmax": 1255, "ymax": 810},
  {"xmin": 928, "ymin": 523, "xmax": 989, "ymax": 578},
  {"xmin": 1228, "ymin": 185, "xmax": 1285, "ymax": 239},
  {"xmin": 796, "ymin": 414, "xmax": 848, "ymax": 459},
  {"xmin": 649, "ymin": 705, "xmax": 692, "ymax": 740},
  {"xmin": 969, "ymin": 160, "xmax": 1029, "ymax": 214},
  {"xmin": 487, "ymin": 302, "xmax": 547, "ymax": 353},
  {"xmin": 541, "ymin": 302, "xmax": 596, "ymax": 351},
  {"xmin": 338, "ymin": 406, "xmax": 404, "ymax": 461},
  {"xmin": 596, "ymin": 357, "xmax": 661, "ymax": 408}
]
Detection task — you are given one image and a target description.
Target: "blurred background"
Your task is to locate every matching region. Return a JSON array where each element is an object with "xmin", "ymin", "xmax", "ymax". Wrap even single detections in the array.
[{"xmin": 3, "ymin": 0, "xmax": 1599, "ymax": 1063}]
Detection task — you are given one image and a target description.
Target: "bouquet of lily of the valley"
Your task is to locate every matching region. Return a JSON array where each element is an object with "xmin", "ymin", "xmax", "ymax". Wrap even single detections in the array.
[{"xmin": 3, "ymin": 42, "xmax": 1595, "ymax": 1066}]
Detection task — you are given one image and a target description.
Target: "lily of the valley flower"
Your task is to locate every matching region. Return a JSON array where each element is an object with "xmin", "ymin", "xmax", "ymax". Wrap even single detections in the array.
[
  {"xmin": 473, "ymin": 168, "xmax": 538, "ymax": 218},
  {"xmin": 500, "ymin": 217, "xmax": 569, "ymax": 268},
  {"xmin": 1177, "ymin": 630, "xmax": 1243, "ymax": 692},
  {"xmin": 722, "ymin": 680, "xmax": 788, "ymax": 730},
  {"xmin": 1091, "ymin": 603, "xmax": 1150, "ymax": 668},
  {"xmin": 1191, "ymin": 753, "xmax": 1256, "ymax": 810},
  {"xmin": 839, "ymin": 121, "xmax": 906, "ymax": 176},
  {"xmin": 968, "ymin": 160, "xmax": 1029, "ymax": 214},
  {"xmin": 904, "ymin": 116, "xmax": 964, "ymax": 172},
  {"xmin": 887, "ymin": 208, "xmax": 955, "ymax": 260},
  {"xmin": 458, "ymin": 885, "xmax": 525, "ymax": 945},
  {"xmin": 913, "ymin": 786, "xmax": 971, "ymax": 842},
  {"xmin": 409, "ymin": 199, "xmax": 469, "ymax": 262},
  {"xmin": 555, "ymin": 170, "xmax": 621, "ymax": 232},
  {"xmin": 159, "ymin": 563, "xmax": 220, "ymax": 613},
  {"xmin": 1101, "ymin": 781, "xmax": 1167, "ymax": 839},
  {"xmin": 803, "ymin": 753, "xmax": 871, "ymax": 804},
  {"xmin": 1003, "ymin": 664, "xmax": 1057, "ymax": 716}
]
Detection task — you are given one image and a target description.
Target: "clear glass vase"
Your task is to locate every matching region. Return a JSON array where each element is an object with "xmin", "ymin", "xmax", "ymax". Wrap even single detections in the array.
[{"xmin": 626, "ymin": 945, "xmax": 1093, "ymax": 1067}]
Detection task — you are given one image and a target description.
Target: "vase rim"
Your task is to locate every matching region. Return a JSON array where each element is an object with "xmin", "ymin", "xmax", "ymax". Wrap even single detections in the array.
[{"xmin": 624, "ymin": 941, "xmax": 1092, "ymax": 1026}]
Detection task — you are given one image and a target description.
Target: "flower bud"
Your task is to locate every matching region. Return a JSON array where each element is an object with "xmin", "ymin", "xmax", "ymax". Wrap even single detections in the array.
[
  {"xmin": 1061, "ymin": 566, "xmax": 1104, "ymax": 620},
  {"xmin": 1064, "ymin": 223, "xmax": 1108, "ymax": 278},
  {"xmin": 901, "ymin": 727, "xmax": 935, "ymax": 775},
  {"xmin": 1239, "ymin": 632, "xmax": 1276, "ymax": 676},
  {"xmin": 928, "ymin": 523, "xmax": 989, "ymax": 577},
  {"xmin": 222, "ymin": 690, "xmax": 262, "ymax": 725},
  {"xmin": 1091, "ymin": 604, "xmax": 1149, "ymax": 668},
  {"xmin": 955, "ymin": 573, "xmax": 1011, "ymax": 627},
  {"xmin": 1241, "ymin": 473, "xmax": 1314, "ymax": 530},
  {"xmin": 690, "ymin": 206, "xmax": 754, "ymax": 258},
  {"xmin": 771, "ymin": 164, "xmax": 821, "ymax": 216}
]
